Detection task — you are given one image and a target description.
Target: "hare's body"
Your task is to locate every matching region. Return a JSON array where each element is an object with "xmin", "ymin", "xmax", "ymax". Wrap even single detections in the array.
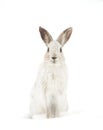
[
  {"xmin": 30, "ymin": 61, "xmax": 68, "ymax": 118},
  {"xmin": 29, "ymin": 27, "xmax": 72, "ymax": 118}
]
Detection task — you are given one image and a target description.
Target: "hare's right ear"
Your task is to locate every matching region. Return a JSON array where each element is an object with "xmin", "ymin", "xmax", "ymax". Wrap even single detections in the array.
[
  {"xmin": 39, "ymin": 26, "xmax": 53, "ymax": 45},
  {"xmin": 57, "ymin": 27, "xmax": 72, "ymax": 46}
]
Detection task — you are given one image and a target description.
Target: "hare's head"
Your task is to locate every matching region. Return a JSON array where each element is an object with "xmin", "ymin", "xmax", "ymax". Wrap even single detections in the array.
[{"xmin": 39, "ymin": 27, "xmax": 72, "ymax": 64}]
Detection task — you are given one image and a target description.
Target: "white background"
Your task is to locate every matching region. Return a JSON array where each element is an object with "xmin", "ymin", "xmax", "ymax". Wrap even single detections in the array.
[{"xmin": 0, "ymin": 0, "xmax": 103, "ymax": 129}]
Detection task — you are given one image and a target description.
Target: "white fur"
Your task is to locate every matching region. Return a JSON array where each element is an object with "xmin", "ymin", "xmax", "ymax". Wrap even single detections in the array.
[{"xmin": 29, "ymin": 27, "xmax": 72, "ymax": 118}]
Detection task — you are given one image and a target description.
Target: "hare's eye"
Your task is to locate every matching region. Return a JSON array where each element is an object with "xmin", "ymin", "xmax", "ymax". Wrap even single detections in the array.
[
  {"xmin": 47, "ymin": 48, "xmax": 49, "ymax": 52},
  {"xmin": 60, "ymin": 48, "xmax": 62, "ymax": 53}
]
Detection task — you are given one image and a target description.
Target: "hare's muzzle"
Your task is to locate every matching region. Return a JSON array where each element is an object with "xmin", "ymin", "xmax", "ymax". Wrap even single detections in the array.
[
  {"xmin": 52, "ymin": 57, "xmax": 57, "ymax": 60},
  {"xmin": 51, "ymin": 57, "xmax": 57, "ymax": 63}
]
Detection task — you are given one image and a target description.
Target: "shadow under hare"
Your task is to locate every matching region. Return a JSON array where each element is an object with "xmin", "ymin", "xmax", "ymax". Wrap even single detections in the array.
[{"xmin": 29, "ymin": 26, "xmax": 72, "ymax": 119}]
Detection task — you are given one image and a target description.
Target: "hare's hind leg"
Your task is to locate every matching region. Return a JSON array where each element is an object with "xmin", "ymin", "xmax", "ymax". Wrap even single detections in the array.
[
  {"xmin": 29, "ymin": 89, "xmax": 46, "ymax": 119},
  {"xmin": 29, "ymin": 98, "xmax": 46, "ymax": 119}
]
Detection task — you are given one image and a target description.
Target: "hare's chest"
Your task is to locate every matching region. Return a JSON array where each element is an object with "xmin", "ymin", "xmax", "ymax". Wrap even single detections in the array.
[
  {"xmin": 44, "ymin": 65, "xmax": 67, "ymax": 86},
  {"xmin": 47, "ymin": 69, "xmax": 63, "ymax": 81}
]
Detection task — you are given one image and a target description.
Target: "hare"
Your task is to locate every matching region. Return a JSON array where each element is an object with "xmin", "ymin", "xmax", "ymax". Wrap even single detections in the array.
[{"xmin": 29, "ymin": 26, "xmax": 72, "ymax": 118}]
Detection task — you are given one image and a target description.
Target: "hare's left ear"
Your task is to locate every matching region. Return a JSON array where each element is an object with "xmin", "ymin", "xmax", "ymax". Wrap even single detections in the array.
[
  {"xmin": 39, "ymin": 26, "xmax": 53, "ymax": 45},
  {"xmin": 57, "ymin": 27, "xmax": 72, "ymax": 46}
]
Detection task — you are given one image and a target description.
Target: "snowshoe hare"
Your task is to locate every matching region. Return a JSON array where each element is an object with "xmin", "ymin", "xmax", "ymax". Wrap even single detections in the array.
[{"xmin": 29, "ymin": 26, "xmax": 72, "ymax": 118}]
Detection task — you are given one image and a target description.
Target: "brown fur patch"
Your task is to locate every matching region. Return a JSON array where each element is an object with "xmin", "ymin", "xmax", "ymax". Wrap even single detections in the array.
[{"xmin": 44, "ymin": 53, "xmax": 49, "ymax": 61}]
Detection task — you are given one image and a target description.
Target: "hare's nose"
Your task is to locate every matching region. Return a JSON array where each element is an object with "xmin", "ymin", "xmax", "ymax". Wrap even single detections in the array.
[{"xmin": 52, "ymin": 57, "xmax": 57, "ymax": 60}]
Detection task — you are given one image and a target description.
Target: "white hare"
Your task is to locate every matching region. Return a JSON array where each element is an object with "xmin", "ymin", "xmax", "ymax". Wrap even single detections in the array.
[{"xmin": 29, "ymin": 26, "xmax": 72, "ymax": 118}]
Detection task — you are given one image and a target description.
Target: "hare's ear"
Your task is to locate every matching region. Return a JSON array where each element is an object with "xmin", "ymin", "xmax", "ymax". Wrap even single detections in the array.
[
  {"xmin": 57, "ymin": 27, "xmax": 72, "ymax": 46},
  {"xmin": 39, "ymin": 26, "xmax": 53, "ymax": 45}
]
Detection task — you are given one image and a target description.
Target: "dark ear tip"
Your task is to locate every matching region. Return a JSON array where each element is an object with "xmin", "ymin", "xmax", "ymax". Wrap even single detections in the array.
[
  {"xmin": 39, "ymin": 26, "xmax": 42, "ymax": 32},
  {"xmin": 64, "ymin": 27, "xmax": 73, "ymax": 34},
  {"xmin": 68, "ymin": 27, "xmax": 73, "ymax": 31},
  {"xmin": 39, "ymin": 26, "xmax": 46, "ymax": 33}
]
